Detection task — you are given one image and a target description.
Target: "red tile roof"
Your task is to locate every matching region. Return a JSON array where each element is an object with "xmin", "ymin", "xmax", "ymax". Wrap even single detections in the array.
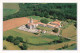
[{"xmin": 51, "ymin": 21, "xmax": 61, "ymax": 26}]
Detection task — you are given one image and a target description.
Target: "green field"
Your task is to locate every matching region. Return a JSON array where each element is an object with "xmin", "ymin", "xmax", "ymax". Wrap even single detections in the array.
[
  {"xmin": 62, "ymin": 24, "xmax": 76, "ymax": 40},
  {"xmin": 3, "ymin": 28, "xmax": 59, "ymax": 44},
  {"xmin": 27, "ymin": 16, "xmax": 53, "ymax": 22},
  {"xmin": 3, "ymin": 3, "xmax": 20, "ymax": 17},
  {"xmin": 3, "ymin": 9, "xmax": 18, "ymax": 17},
  {"xmin": 3, "ymin": 40, "xmax": 20, "ymax": 50},
  {"xmin": 3, "ymin": 26, "xmax": 77, "ymax": 50},
  {"xmin": 64, "ymin": 44, "xmax": 77, "ymax": 50},
  {"xmin": 37, "ymin": 26, "xmax": 52, "ymax": 31}
]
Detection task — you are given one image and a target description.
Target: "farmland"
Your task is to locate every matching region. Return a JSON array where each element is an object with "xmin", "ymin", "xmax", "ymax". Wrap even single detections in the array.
[
  {"xmin": 3, "ymin": 27, "xmax": 76, "ymax": 50},
  {"xmin": 3, "ymin": 17, "xmax": 38, "ymax": 31},
  {"xmin": 3, "ymin": 40, "xmax": 20, "ymax": 50},
  {"xmin": 3, "ymin": 3, "xmax": 77, "ymax": 50},
  {"xmin": 62, "ymin": 24, "xmax": 76, "ymax": 40},
  {"xmin": 3, "ymin": 3, "xmax": 20, "ymax": 17},
  {"xmin": 3, "ymin": 28, "xmax": 58, "ymax": 44}
]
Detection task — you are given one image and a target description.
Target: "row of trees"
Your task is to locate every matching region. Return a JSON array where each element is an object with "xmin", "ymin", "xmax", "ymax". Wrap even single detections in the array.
[
  {"xmin": 4, "ymin": 36, "xmax": 27, "ymax": 50},
  {"xmin": 4, "ymin": 3, "xmax": 77, "ymax": 21}
]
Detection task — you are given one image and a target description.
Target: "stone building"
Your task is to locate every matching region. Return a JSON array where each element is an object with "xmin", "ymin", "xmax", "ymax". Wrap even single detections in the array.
[{"xmin": 27, "ymin": 18, "xmax": 38, "ymax": 29}]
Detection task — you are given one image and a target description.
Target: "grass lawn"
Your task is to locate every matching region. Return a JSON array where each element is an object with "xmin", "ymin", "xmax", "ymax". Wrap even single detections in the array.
[
  {"xmin": 37, "ymin": 26, "xmax": 52, "ymax": 31},
  {"xmin": 27, "ymin": 16, "xmax": 53, "ymax": 22},
  {"xmin": 3, "ymin": 40, "xmax": 20, "ymax": 50},
  {"xmin": 62, "ymin": 24, "xmax": 76, "ymax": 40}
]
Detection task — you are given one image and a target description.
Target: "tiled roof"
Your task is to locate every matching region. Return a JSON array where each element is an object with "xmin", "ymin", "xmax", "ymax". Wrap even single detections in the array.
[
  {"xmin": 51, "ymin": 21, "xmax": 61, "ymax": 25},
  {"xmin": 47, "ymin": 24, "xmax": 56, "ymax": 27},
  {"xmin": 38, "ymin": 22, "xmax": 46, "ymax": 25}
]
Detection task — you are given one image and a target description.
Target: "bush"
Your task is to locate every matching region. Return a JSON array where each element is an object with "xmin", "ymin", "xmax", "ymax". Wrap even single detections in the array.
[
  {"xmin": 15, "ymin": 37, "xmax": 23, "ymax": 42},
  {"xmin": 40, "ymin": 18, "xmax": 49, "ymax": 24},
  {"xmin": 3, "ymin": 36, "xmax": 7, "ymax": 40},
  {"xmin": 62, "ymin": 44, "xmax": 68, "ymax": 49},
  {"xmin": 3, "ymin": 46, "xmax": 6, "ymax": 50},
  {"xmin": 6, "ymin": 36, "xmax": 14, "ymax": 42},
  {"xmin": 52, "ymin": 28, "xmax": 58, "ymax": 33},
  {"xmin": 57, "ymin": 48, "xmax": 62, "ymax": 50},
  {"xmin": 34, "ymin": 33, "xmax": 39, "ymax": 35},
  {"xmin": 21, "ymin": 43, "xmax": 27, "ymax": 50},
  {"xmin": 13, "ymin": 40, "xmax": 20, "ymax": 45}
]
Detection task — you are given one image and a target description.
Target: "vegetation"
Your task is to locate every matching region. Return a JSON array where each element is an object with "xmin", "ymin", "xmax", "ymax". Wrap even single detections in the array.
[
  {"xmin": 3, "ymin": 3, "xmax": 20, "ymax": 17},
  {"xmin": 3, "ymin": 3, "xmax": 77, "ymax": 21},
  {"xmin": 3, "ymin": 40, "xmax": 20, "ymax": 50},
  {"xmin": 20, "ymin": 43, "xmax": 27, "ymax": 50},
  {"xmin": 40, "ymin": 18, "xmax": 49, "ymax": 24},
  {"xmin": 3, "ymin": 27, "xmax": 76, "ymax": 50},
  {"xmin": 3, "ymin": 46, "xmax": 7, "ymax": 50},
  {"xmin": 52, "ymin": 28, "xmax": 58, "ymax": 33},
  {"xmin": 62, "ymin": 24, "xmax": 76, "ymax": 40},
  {"xmin": 15, "ymin": 37, "xmax": 23, "ymax": 42},
  {"xmin": 14, "ymin": 40, "xmax": 20, "ymax": 45},
  {"xmin": 57, "ymin": 43, "xmax": 77, "ymax": 50},
  {"xmin": 5, "ymin": 36, "xmax": 27, "ymax": 50},
  {"xmin": 3, "ymin": 3, "xmax": 77, "ymax": 50},
  {"xmin": 6, "ymin": 36, "xmax": 14, "ymax": 42},
  {"xmin": 3, "ymin": 36, "xmax": 7, "ymax": 40},
  {"xmin": 3, "ymin": 9, "xmax": 17, "ymax": 17},
  {"xmin": 64, "ymin": 43, "xmax": 77, "ymax": 50},
  {"xmin": 37, "ymin": 26, "xmax": 52, "ymax": 31}
]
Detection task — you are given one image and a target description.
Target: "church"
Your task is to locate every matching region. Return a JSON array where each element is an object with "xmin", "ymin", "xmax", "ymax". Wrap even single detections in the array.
[
  {"xmin": 26, "ymin": 17, "xmax": 61, "ymax": 29},
  {"xmin": 27, "ymin": 18, "xmax": 38, "ymax": 29}
]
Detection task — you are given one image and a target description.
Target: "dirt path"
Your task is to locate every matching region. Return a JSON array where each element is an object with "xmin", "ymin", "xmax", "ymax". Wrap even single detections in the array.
[{"xmin": 3, "ymin": 17, "xmax": 38, "ymax": 31}]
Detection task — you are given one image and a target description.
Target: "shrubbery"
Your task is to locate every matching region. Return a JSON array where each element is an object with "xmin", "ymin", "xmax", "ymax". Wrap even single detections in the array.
[
  {"xmin": 3, "ymin": 36, "xmax": 7, "ymax": 40},
  {"xmin": 34, "ymin": 33, "xmax": 39, "ymax": 35},
  {"xmin": 21, "ymin": 43, "xmax": 27, "ymax": 50},
  {"xmin": 6, "ymin": 36, "xmax": 14, "ymax": 42},
  {"xmin": 5, "ymin": 35, "xmax": 27, "ymax": 50},
  {"xmin": 57, "ymin": 44, "xmax": 68, "ymax": 50},
  {"xmin": 15, "ymin": 37, "xmax": 23, "ymax": 42},
  {"xmin": 14, "ymin": 40, "xmax": 20, "ymax": 45},
  {"xmin": 52, "ymin": 28, "xmax": 58, "ymax": 33},
  {"xmin": 3, "ymin": 46, "xmax": 6, "ymax": 50},
  {"xmin": 40, "ymin": 18, "xmax": 49, "ymax": 24}
]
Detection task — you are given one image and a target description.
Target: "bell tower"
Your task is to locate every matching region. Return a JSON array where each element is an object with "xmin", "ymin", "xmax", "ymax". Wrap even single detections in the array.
[{"xmin": 30, "ymin": 17, "xmax": 33, "ymax": 23}]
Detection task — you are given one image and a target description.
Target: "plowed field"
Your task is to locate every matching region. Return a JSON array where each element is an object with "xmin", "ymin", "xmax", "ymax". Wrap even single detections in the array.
[{"xmin": 3, "ymin": 17, "xmax": 38, "ymax": 31}]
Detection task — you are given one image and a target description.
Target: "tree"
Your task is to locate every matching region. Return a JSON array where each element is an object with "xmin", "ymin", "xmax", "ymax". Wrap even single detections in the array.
[
  {"xmin": 74, "ymin": 22, "xmax": 77, "ymax": 27},
  {"xmin": 52, "ymin": 28, "xmax": 58, "ymax": 33},
  {"xmin": 15, "ymin": 37, "xmax": 23, "ymax": 42},
  {"xmin": 3, "ymin": 36, "xmax": 7, "ymax": 40},
  {"xmin": 40, "ymin": 18, "xmax": 49, "ymax": 24},
  {"xmin": 6, "ymin": 36, "xmax": 14, "ymax": 42},
  {"xmin": 14, "ymin": 40, "xmax": 20, "ymax": 45}
]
